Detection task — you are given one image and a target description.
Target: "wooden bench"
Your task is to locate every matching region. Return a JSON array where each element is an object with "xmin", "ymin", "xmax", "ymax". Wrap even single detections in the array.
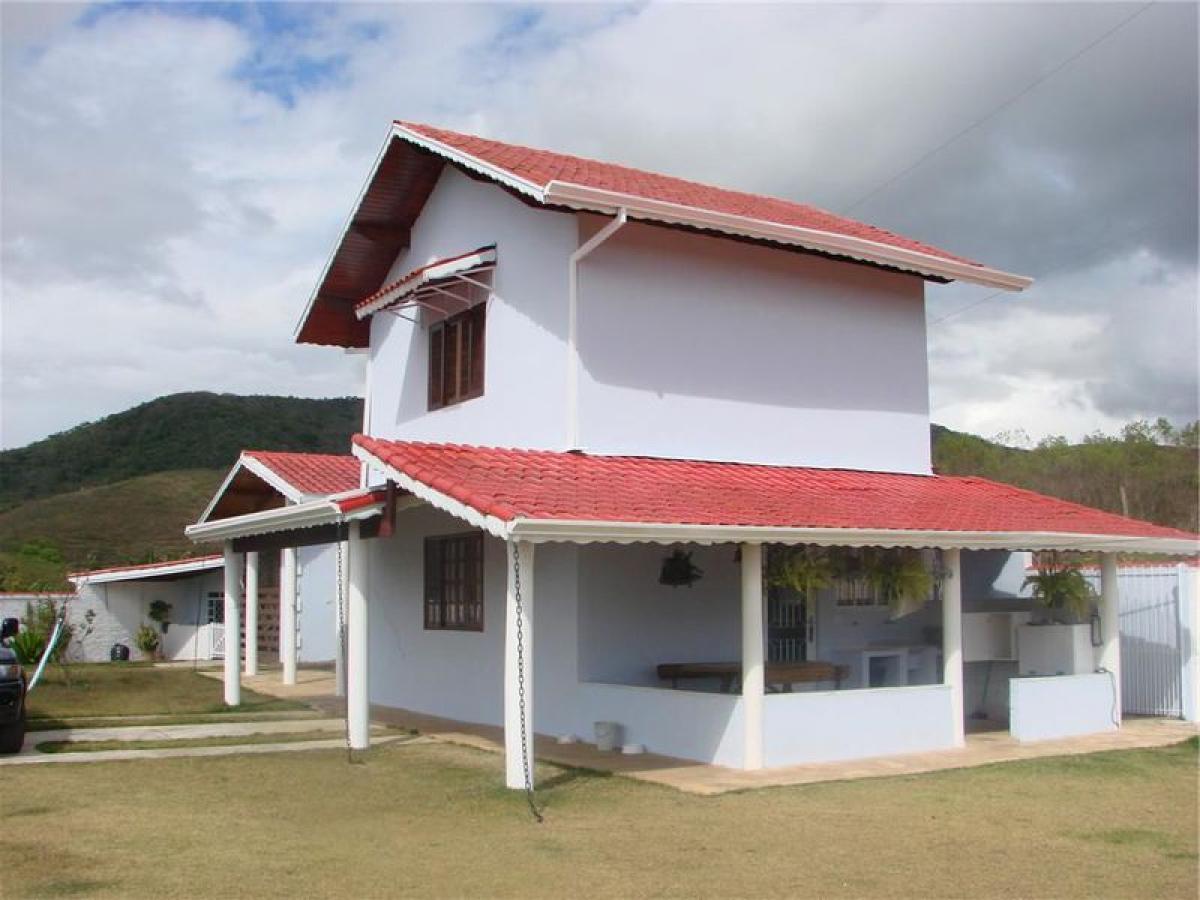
[{"xmin": 656, "ymin": 661, "xmax": 846, "ymax": 693}]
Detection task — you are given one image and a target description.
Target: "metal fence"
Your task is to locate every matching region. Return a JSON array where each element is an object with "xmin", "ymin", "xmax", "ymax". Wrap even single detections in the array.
[{"xmin": 1085, "ymin": 564, "xmax": 1192, "ymax": 718}]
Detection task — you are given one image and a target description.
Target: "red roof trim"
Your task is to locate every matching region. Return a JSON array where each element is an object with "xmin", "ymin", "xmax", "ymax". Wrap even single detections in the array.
[
  {"xmin": 354, "ymin": 245, "xmax": 495, "ymax": 314},
  {"xmin": 335, "ymin": 489, "xmax": 388, "ymax": 514},
  {"xmin": 68, "ymin": 554, "xmax": 224, "ymax": 580}
]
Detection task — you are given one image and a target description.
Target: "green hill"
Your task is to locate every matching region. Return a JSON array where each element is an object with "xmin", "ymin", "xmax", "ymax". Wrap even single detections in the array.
[
  {"xmin": 0, "ymin": 469, "xmax": 227, "ymax": 590},
  {"xmin": 0, "ymin": 392, "xmax": 362, "ymax": 510},
  {"xmin": 932, "ymin": 422, "xmax": 1198, "ymax": 533}
]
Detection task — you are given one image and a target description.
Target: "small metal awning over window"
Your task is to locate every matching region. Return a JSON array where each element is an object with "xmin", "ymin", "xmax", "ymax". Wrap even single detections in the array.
[{"xmin": 354, "ymin": 245, "xmax": 496, "ymax": 322}]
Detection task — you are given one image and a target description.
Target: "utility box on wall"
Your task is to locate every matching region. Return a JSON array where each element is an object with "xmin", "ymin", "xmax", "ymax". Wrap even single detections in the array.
[{"xmin": 1016, "ymin": 624, "xmax": 1094, "ymax": 676}]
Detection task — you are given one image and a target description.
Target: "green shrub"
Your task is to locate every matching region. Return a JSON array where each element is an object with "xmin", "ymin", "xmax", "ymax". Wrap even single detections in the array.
[
  {"xmin": 10, "ymin": 628, "xmax": 46, "ymax": 665},
  {"xmin": 133, "ymin": 624, "xmax": 160, "ymax": 657}
]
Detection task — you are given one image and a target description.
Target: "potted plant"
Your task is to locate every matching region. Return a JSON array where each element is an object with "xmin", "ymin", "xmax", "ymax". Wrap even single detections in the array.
[
  {"xmin": 133, "ymin": 624, "xmax": 160, "ymax": 662},
  {"xmin": 862, "ymin": 548, "xmax": 934, "ymax": 619},
  {"xmin": 148, "ymin": 599, "xmax": 173, "ymax": 634},
  {"xmin": 769, "ymin": 546, "xmax": 836, "ymax": 601},
  {"xmin": 1022, "ymin": 553, "xmax": 1096, "ymax": 624}
]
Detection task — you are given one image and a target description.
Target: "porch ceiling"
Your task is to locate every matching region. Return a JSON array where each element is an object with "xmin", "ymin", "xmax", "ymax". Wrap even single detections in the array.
[{"xmin": 351, "ymin": 436, "xmax": 1200, "ymax": 555}]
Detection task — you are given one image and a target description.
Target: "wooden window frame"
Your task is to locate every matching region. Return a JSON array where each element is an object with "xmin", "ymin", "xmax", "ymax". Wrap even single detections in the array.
[
  {"xmin": 423, "ymin": 532, "xmax": 485, "ymax": 632},
  {"xmin": 428, "ymin": 303, "xmax": 485, "ymax": 411}
]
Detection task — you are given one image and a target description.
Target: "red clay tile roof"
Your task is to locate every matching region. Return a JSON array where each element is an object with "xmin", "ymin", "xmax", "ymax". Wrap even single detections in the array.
[
  {"xmin": 398, "ymin": 121, "xmax": 979, "ymax": 267},
  {"xmin": 244, "ymin": 451, "xmax": 361, "ymax": 497},
  {"xmin": 353, "ymin": 436, "xmax": 1199, "ymax": 545}
]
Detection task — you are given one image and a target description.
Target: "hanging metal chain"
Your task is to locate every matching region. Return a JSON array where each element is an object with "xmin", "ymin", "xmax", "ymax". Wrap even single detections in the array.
[
  {"xmin": 512, "ymin": 542, "xmax": 543, "ymax": 823},
  {"xmin": 335, "ymin": 533, "xmax": 355, "ymax": 764}
]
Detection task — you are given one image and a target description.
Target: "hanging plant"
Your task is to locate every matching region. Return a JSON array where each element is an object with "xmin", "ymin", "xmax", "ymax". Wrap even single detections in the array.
[
  {"xmin": 148, "ymin": 599, "xmax": 173, "ymax": 634},
  {"xmin": 862, "ymin": 548, "xmax": 933, "ymax": 619},
  {"xmin": 659, "ymin": 549, "xmax": 703, "ymax": 587},
  {"xmin": 769, "ymin": 546, "xmax": 837, "ymax": 600},
  {"xmin": 1022, "ymin": 552, "xmax": 1095, "ymax": 624}
]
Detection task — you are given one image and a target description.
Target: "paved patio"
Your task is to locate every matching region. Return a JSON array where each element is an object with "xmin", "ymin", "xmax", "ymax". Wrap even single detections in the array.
[{"xmin": 220, "ymin": 667, "xmax": 1198, "ymax": 795}]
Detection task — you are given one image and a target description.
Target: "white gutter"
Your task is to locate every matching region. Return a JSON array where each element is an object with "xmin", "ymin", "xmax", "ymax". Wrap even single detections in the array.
[
  {"xmin": 70, "ymin": 556, "xmax": 225, "ymax": 587},
  {"xmin": 567, "ymin": 209, "xmax": 627, "ymax": 448},
  {"xmin": 505, "ymin": 518, "xmax": 1198, "ymax": 555},
  {"xmin": 543, "ymin": 181, "xmax": 1033, "ymax": 292},
  {"xmin": 185, "ymin": 492, "xmax": 385, "ymax": 543}
]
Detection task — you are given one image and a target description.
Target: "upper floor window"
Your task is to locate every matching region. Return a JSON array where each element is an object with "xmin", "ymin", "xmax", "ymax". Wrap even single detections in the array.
[
  {"xmin": 429, "ymin": 304, "xmax": 485, "ymax": 410},
  {"xmin": 424, "ymin": 532, "xmax": 484, "ymax": 631}
]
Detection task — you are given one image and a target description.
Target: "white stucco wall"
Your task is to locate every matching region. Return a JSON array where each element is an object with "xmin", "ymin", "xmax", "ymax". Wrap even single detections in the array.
[
  {"xmin": 1009, "ymin": 672, "xmax": 1118, "ymax": 741},
  {"xmin": 577, "ymin": 543, "xmax": 742, "ymax": 686},
  {"xmin": 364, "ymin": 172, "xmax": 932, "ymax": 474},
  {"xmin": 366, "ymin": 166, "xmax": 577, "ymax": 455},
  {"xmin": 575, "ymin": 217, "xmax": 932, "ymax": 472},
  {"xmin": 765, "ymin": 684, "xmax": 956, "ymax": 766},
  {"xmin": 366, "ymin": 505, "xmax": 581, "ymax": 737}
]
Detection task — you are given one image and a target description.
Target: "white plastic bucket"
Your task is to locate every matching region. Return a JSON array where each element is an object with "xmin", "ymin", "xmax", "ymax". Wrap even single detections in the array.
[{"xmin": 594, "ymin": 721, "xmax": 622, "ymax": 751}]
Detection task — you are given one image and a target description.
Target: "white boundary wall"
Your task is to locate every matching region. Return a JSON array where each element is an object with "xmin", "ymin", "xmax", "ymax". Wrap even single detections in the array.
[
  {"xmin": 764, "ymin": 684, "xmax": 956, "ymax": 766},
  {"xmin": 576, "ymin": 683, "xmax": 744, "ymax": 768},
  {"xmin": 1009, "ymin": 673, "xmax": 1118, "ymax": 741}
]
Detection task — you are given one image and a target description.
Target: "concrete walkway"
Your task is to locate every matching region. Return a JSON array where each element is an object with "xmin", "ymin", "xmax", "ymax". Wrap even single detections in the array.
[
  {"xmin": 4, "ymin": 716, "xmax": 404, "ymax": 767},
  {"xmin": 372, "ymin": 707, "xmax": 1198, "ymax": 796}
]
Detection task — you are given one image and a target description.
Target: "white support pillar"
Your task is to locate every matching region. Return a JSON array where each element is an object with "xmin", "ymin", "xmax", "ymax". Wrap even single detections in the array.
[
  {"xmin": 1180, "ymin": 563, "xmax": 1199, "ymax": 723},
  {"xmin": 280, "ymin": 547, "xmax": 298, "ymax": 686},
  {"xmin": 741, "ymin": 542, "xmax": 764, "ymax": 770},
  {"xmin": 347, "ymin": 523, "xmax": 370, "ymax": 750},
  {"xmin": 941, "ymin": 548, "xmax": 965, "ymax": 747},
  {"xmin": 335, "ymin": 540, "xmax": 348, "ymax": 698},
  {"xmin": 244, "ymin": 551, "xmax": 259, "ymax": 677},
  {"xmin": 222, "ymin": 543, "xmax": 242, "ymax": 707},
  {"xmin": 504, "ymin": 541, "xmax": 535, "ymax": 790},
  {"xmin": 1099, "ymin": 553, "xmax": 1122, "ymax": 725}
]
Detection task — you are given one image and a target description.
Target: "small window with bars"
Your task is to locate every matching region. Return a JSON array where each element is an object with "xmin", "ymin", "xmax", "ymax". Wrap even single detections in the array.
[
  {"xmin": 428, "ymin": 303, "xmax": 485, "ymax": 410},
  {"xmin": 424, "ymin": 532, "xmax": 484, "ymax": 631},
  {"xmin": 834, "ymin": 576, "xmax": 887, "ymax": 608}
]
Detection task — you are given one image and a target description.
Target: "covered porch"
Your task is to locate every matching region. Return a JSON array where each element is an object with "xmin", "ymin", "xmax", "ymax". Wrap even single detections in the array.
[{"xmin": 351, "ymin": 437, "xmax": 1198, "ymax": 789}]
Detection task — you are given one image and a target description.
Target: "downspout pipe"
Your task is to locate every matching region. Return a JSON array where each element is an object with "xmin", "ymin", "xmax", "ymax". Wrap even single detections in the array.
[{"xmin": 566, "ymin": 208, "xmax": 627, "ymax": 449}]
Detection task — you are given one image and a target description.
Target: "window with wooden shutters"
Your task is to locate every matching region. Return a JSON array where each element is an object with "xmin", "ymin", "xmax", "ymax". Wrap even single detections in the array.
[
  {"xmin": 424, "ymin": 532, "xmax": 484, "ymax": 631},
  {"xmin": 428, "ymin": 303, "xmax": 485, "ymax": 410}
]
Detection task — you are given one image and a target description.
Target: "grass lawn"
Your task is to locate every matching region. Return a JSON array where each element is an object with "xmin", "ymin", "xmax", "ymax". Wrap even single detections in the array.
[
  {"xmin": 3, "ymin": 736, "xmax": 1195, "ymax": 899},
  {"xmin": 26, "ymin": 663, "xmax": 307, "ymax": 725}
]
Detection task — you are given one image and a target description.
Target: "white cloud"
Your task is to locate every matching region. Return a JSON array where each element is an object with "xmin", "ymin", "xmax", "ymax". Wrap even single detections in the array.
[{"xmin": 1, "ymin": 2, "xmax": 1195, "ymax": 448}]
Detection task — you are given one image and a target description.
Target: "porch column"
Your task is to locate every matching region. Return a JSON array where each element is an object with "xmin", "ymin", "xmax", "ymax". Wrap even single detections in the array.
[
  {"xmin": 280, "ymin": 547, "xmax": 298, "ymax": 686},
  {"xmin": 347, "ymin": 522, "xmax": 371, "ymax": 750},
  {"xmin": 244, "ymin": 551, "xmax": 259, "ymax": 677},
  {"xmin": 1099, "ymin": 553, "xmax": 1122, "ymax": 725},
  {"xmin": 741, "ymin": 542, "xmax": 764, "ymax": 770},
  {"xmin": 941, "ymin": 548, "xmax": 965, "ymax": 747},
  {"xmin": 335, "ymin": 539, "xmax": 348, "ymax": 698},
  {"xmin": 504, "ymin": 540, "xmax": 535, "ymax": 790},
  {"xmin": 222, "ymin": 543, "xmax": 242, "ymax": 707}
]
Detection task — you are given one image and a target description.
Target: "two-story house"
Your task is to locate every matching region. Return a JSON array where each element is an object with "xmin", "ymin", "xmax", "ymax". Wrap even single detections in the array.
[{"xmin": 188, "ymin": 122, "xmax": 1197, "ymax": 786}]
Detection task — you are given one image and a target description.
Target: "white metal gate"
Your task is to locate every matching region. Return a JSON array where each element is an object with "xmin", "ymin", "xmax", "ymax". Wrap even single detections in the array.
[{"xmin": 1085, "ymin": 565, "xmax": 1188, "ymax": 718}]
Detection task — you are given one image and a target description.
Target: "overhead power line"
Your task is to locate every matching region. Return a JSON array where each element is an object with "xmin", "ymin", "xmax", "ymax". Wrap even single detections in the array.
[{"xmin": 842, "ymin": 1, "xmax": 1156, "ymax": 215}]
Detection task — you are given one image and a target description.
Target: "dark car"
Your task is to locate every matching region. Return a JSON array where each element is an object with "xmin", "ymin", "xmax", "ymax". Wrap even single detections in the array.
[{"xmin": 0, "ymin": 645, "xmax": 27, "ymax": 753}]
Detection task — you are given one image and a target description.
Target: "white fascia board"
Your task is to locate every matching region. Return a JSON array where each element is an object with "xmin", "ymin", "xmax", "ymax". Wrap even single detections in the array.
[
  {"xmin": 195, "ymin": 454, "xmax": 306, "ymax": 525},
  {"xmin": 543, "ymin": 181, "xmax": 1034, "ymax": 292},
  {"xmin": 238, "ymin": 454, "xmax": 308, "ymax": 504},
  {"xmin": 350, "ymin": 443, "xmax": 510, "ymax": 539},
  {"xmin": 71, "ymin": 557, "xmax": 225, "ymax": 586},
  {"xmin": 293, "ymin": 124, "xmax": 397, "ymax": 342},
  {"xmin": 185, "ymin": 495, "xmax": 382, "ymax": 544},
  {"xmin": 354, "ymin": 246, "xmax": 498, "ymax": 320},
  {"xmin": 391, "ymin": 124, "xmax": 545, "ymax": 201},
  {"xmin": 505, "ymin": 519, "xmax": 1199, "ymax": 555}
]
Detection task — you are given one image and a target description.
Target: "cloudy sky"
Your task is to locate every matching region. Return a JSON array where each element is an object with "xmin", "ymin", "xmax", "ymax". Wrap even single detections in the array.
[{"xmin": 2, "ymin": 1, "xmax": 1196, "ymax": 449}]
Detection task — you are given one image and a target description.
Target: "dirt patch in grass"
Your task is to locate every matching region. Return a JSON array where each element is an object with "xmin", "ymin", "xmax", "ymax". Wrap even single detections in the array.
[
  {"xmin": 26, "ymin": 663, "xmax": 306, "ymax": 720},
  {"xmin": 2, "ymin": 736, "xmax": 1195, "ymax": 899}
]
